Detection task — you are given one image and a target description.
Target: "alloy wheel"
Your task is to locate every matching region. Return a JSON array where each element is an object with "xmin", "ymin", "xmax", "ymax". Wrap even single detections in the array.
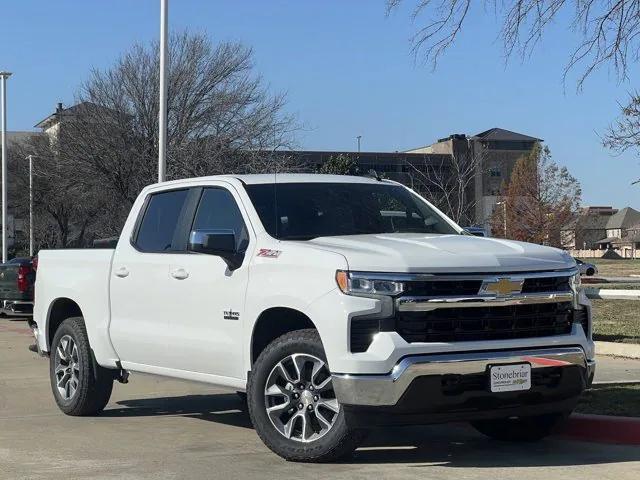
[
  {"xmin": 54, "ymin": 335, "xmax": 81, "ymax": 401},
  {"xmin": 264, "ymin": 353, "xmax": 339, "ymax": 443}
]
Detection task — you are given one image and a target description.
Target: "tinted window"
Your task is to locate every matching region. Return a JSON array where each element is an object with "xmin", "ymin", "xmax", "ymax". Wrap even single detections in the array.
[
  {"xmin": 245, "ymin": 182, "xmax": 458, "ymax": 240},
  {"xmin": 192, "ymin": 188, "xmax": 249, "ymax": 252},
  {"xmin": 135, "ymin": 189, "xmax": 189, "ymax": 252}
]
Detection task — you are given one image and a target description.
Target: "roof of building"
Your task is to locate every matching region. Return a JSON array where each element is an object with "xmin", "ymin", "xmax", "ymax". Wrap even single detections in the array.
[
  {"xmin": 628, "ymin": 221, "xmax": 640, "ymax": 231},
  {"xmin": 562, "ymin": 213, "xmax": 610, "ymax": 231},
  {"xmin": 34, "ymin": 101, "xmax": 117, "ymax": 129},
  {"xmin": 596, "ymin": 236, "xmax": 621, "ymax": 244},
  {"xmin": 605, "ymin": 207, "xmax": 640, "ymax": 229},
  {"xmin": 471, "ymin": 128, "xmax": 542, "ymax": 142}
]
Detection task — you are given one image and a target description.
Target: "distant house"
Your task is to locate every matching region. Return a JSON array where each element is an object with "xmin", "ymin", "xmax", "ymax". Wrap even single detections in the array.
[
  {"xmin": 561, "ymin": 206, "xmax": 617, "ymax": 250},
  {"xmin": 595, "ymin": 207, "xmax": 640, "ymax": 254},
  {"xmin": 34, "ymin": 101, "xmax": 122, "ymax": 145}
]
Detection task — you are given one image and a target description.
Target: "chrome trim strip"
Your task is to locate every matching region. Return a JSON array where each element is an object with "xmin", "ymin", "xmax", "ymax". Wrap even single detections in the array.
[
  {"xmin": 332, "ymin": 347, "xmax": 587, "ymax": 406},
  {"xmin": 348, "ymin": 268, "xmax": 578, "ymax": 283},
  {"xmin": 397, "ymin": 292, "xmax": 575, "ymax": 312}
]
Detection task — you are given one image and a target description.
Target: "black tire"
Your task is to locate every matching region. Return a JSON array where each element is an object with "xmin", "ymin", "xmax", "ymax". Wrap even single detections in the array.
[
  {"xmin": 586, "ymin": 268, "xmax": 595, "ymax": 276},
  {"xmin": 247, "ymin": 329, "xmax": 365, "ymax": 462},
  {"xmin": 471, "ymin": 412, "xmax": 569, "ymax": 442},
  {"xmin": 49, "ymin": 317, "xmax": 114, "ymax": 416}
]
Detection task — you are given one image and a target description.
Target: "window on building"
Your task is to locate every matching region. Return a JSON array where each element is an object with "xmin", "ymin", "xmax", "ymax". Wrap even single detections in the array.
[{"xmin": 489, "ymin": 167, "xmax": 501, "ymax": 177}]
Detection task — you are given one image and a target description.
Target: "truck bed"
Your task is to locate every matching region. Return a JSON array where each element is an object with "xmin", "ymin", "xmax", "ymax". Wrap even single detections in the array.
[{"xmin": 34, "ymin": 248, "xmax": 119, "ymax": 366}]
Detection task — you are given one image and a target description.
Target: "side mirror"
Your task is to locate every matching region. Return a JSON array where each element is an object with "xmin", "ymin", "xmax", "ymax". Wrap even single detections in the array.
[{"xmin": 188, "ymin": 229, "xmax": 244, "ymax": 270}]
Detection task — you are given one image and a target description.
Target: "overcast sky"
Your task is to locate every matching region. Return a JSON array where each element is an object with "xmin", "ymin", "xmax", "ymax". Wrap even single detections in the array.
[{"xmin": 1, "ymin": 0, "xmax": 639, "ymax": 207}]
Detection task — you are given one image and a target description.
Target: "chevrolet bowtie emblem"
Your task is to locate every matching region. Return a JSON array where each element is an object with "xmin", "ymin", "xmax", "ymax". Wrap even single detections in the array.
[{"xmin": 481, "ymin": 277, "xmax": 524, "ymax": 297}]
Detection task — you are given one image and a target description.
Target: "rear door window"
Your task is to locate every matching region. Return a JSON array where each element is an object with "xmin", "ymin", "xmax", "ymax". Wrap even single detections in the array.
[{"xmin": 134, "ymin": 189, "xmax": 190, "ymax": 252}]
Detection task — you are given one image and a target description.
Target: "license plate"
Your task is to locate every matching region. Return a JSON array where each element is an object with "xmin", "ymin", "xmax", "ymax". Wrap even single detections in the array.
[{"xmin": 489, "ymin": 363, "xmax": 531, "ymax": 393}]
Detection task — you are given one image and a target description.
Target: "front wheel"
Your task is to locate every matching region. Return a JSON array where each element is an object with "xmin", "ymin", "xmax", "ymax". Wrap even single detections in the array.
[
  {"xmin": 471, "ymin": 412, "xmax": 569, "ymax": 442},
  {"xmin": 247, "ymin": 329, "xmax": 365, "ymax": 462},
  {"xmin": 49, "ymin": 317, "xmax": 114, "ymax": 416}
]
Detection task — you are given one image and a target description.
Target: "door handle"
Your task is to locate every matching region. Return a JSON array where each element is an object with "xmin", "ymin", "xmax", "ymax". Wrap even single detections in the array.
[
  {"xmin": 171, "ymin": 268, "xmax": 189, "ymax": 280},
  {"xmin": 114, "ymin": 266, "xmax": 129, "ymax": 278}
]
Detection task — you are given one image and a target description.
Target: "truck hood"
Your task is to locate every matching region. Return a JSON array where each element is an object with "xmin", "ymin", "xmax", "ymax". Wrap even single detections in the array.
[{"xmin": 305, "ymin": 233, "xmax": 575, "ymax": 273}]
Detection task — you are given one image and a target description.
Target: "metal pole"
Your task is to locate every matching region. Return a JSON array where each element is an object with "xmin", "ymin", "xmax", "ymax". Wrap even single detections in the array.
[
  {"xmin": 0, "ymin": 72, "xmax": 11, "ymax": 263},
  {"xmin": 28, "ymin": 155, "xmax": 33, "ymax": 257},
  {"xmin": 502, "ymin": 202, "xmax": 507, "ymax": 238},
  {"xmin": 356, "ymin": 135, "xmax": 361, "ymax": 153},
  {"xmin": 158, "ymin": 0, "xmax": 168, "ymax": 182}
]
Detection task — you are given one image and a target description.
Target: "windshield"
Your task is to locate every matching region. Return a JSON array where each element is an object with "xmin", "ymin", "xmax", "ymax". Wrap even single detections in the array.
[{"xmin": 245, "ymin": 182, "xmax": 459, "ymax": 240}]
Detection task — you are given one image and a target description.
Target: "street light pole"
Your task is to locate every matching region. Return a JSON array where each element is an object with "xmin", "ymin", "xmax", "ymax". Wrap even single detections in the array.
[
  {"xmin": 158, "ymin": 0, "xmax": 168, "ymax": 182},
  {"xmin": 0, "ymin": 71, "xmax": 12, "ymax": 263},
  {"xmin": 27, "ymin": 155, "xmax": 34, "ymax": 257},
  {"xmin": 356, "ymin": 135, "xmax": 362, "ymax": 153},
  {"xmin": 496, "ymin": 201, "xmax": 507, "ymax": 238}
]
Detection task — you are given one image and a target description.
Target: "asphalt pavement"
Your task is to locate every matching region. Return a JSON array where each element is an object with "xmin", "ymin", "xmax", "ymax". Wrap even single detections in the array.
[{"xmin": 2, "ymin": 318, "xmax": 640, "ymax": 480}]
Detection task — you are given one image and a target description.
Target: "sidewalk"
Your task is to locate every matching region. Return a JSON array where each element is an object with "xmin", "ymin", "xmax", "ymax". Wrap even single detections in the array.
[{"xmin": 594, "ymin": 355, "xmax": 640, "ymax": 383}]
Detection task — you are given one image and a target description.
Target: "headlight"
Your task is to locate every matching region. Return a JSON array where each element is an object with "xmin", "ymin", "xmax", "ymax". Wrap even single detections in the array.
[{"xmin": 335, "ymin": 271, "xmax": 404, "ymax": 296}]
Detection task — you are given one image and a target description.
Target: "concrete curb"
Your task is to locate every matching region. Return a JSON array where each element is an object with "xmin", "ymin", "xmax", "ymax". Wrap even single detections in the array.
[
  {"xmin": 560, "ymin": 414, "xmax": 640, "ymax": 445},
  {"xmin": 585, "ymin": 288, "xmax": 640, "ymax": 300},
  {"xmin": 596, "ymin": 341, "xmax": 640, "ymax": 359}
]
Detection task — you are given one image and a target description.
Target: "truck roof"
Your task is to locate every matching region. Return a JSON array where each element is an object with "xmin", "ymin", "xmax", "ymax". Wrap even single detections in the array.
[
  {"xmin": 229, "ymin": 173, "xmax": 390, "ymax": 185},
  {"xmin": 149, "ymin": 173, "xmax": 395, "ymax": 188}
]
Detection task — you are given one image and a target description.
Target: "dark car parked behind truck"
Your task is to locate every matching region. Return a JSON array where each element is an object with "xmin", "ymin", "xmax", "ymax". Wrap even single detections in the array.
[{"xmin": 0, "ymin": 257, "xmax": 35, "ymax": 316}]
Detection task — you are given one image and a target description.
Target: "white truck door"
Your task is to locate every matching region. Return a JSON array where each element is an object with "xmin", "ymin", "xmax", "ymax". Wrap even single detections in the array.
[
  {"xmin": 109, "ymin": 187, "xmax": 193, "ymax": 368},
  {"xmin": 162, "ymin": 185, "xmax": 252, "ymax": 379}
]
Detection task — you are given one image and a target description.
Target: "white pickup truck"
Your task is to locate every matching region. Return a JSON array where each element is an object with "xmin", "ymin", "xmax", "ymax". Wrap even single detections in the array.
[{"xmin": 33, "ymin": 174, "xmax": 595, "ymax": 462}]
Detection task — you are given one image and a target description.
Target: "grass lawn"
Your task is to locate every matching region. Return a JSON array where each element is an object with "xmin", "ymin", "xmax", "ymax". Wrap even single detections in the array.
[
  {"xmin": 591, "ymin": 296, "xmax": 640, "ymax": 344},
  {"xmin": 577, "ymin": 258, "xmax": 640, "ymax": 277},
  {"xmin": 576, "ymin": 383, "xmax": 640, "ymax": 417}
]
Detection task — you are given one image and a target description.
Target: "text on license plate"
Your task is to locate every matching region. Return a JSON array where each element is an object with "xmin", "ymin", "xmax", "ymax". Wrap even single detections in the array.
[{"xmin": 489, "ymin": 363, "xmax": 531, "ymax": 392}]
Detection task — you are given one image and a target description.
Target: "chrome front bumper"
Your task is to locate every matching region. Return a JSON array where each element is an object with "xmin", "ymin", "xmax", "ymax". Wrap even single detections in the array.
[{"xmin": 332, "ymin": 347, "xmax": 591, "ymax": 407}]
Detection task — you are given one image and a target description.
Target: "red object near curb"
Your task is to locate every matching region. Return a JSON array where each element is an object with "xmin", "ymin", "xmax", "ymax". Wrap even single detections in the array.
[{"xmin": 560, "ymin": 414, "xmax": 640, "ymax": 445}]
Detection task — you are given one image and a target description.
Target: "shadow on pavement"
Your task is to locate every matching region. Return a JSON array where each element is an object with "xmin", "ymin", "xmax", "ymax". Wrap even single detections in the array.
[
  {"xmin": 103, "ymin": 393, "xmax": 253, "ymax": 429},
  {"xmin": 104, "ymin": 392, "xmax": 640, "ymax": 467}
]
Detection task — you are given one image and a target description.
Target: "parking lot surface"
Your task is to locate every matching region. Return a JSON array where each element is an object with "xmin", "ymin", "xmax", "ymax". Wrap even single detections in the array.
[{"xmin": 2, "ymin": 319, "xmax": 640, "ymax": 480}]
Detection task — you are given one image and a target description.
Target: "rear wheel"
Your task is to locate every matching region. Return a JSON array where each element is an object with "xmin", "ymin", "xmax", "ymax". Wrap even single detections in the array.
[
  {"xmin": 247, "ymin": 329, "xmax": 365, "ymax": 462},
  {"xmin": 49, "ymin": 317, "xmax": 114, "ymax": 416},
  {"xmin": 586, "ymin": 268, "xmax": 595, "ymax": 276},
  {"xmin": 471, "ymin": 412, "xmax": 568, "ymax": 442}
]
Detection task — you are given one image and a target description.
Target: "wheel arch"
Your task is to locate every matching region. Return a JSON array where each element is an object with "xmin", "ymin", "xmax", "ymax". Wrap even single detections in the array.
[
  {"xmin": 250, "ymin": 307, "xmax": 317, "ymax": 365},
  {"xmin": 46, "ymin": 298, "xmax": 84, "ymax": 349}
]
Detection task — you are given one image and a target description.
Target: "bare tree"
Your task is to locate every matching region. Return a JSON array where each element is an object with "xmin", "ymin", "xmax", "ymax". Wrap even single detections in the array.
[
  {"xmin": 603, "ymin": 91, "xmax": 640, "ymax": 184},
  {"xmin": 387, "ymin": 1, "xmax": 640, "ymax": 89},
  {"xmin": 490, "ymin": 144, "xmax": 581, "ymax": 245},
  {"xmin": 12, "ymin": 32, "xmax": 299, "ymax": 250},
  {"xmin": 8, "ymin": 134, "xmax": 113, "ymax": 250},
  {"xmin": 405, "ymin": 149, "xmax": 482, "ymax": 225},
  {"xmin": 59, "ymin": 31, "xmax": 298, "ymax": 207}
]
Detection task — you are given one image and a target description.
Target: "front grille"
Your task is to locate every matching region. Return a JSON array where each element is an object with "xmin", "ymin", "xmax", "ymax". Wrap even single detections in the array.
[
  {"xmin": 522, "ymin": 276, "xmax": 571, "ymax": 293},
  {"xmin": 404, "ymin": 280, "xmax": 482, "ymax": 297},
  {"xmin": 403, "ymin": 274, "xmax": 572, "ymax": 298},
  {"xmin": 395, "ymin": 302, "xmax": 574, "ymax": 344}
]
